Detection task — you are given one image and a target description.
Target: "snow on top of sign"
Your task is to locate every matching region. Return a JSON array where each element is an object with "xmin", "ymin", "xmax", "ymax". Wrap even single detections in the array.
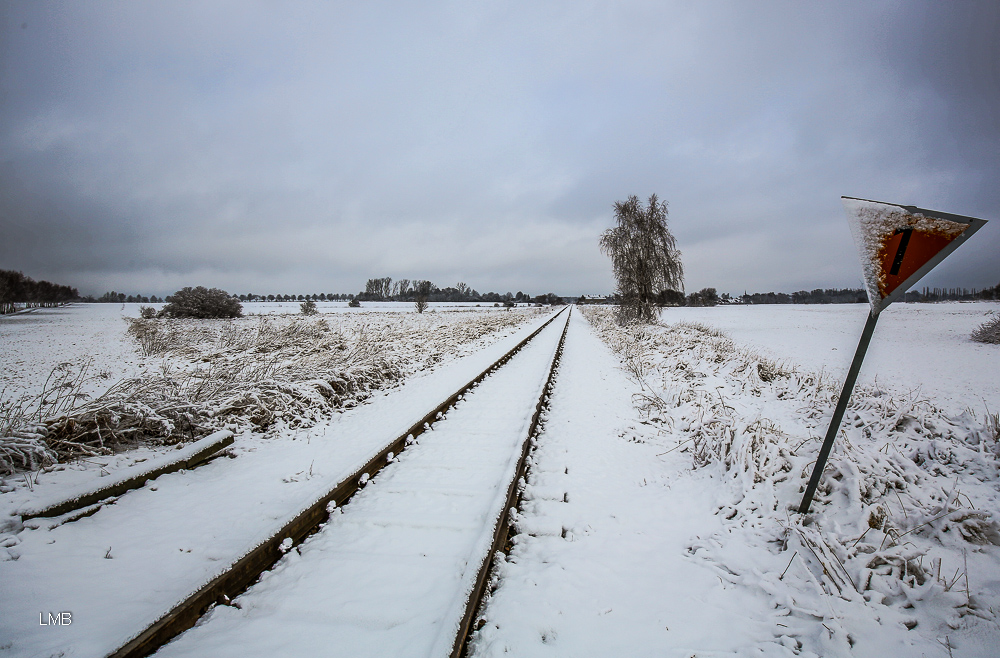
[{"xmin": 843, "ymin": 197, "xmax": 966, "ymax": 314}]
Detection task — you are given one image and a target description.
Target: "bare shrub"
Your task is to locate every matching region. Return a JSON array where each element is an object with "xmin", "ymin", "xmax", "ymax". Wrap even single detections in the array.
[
  {"xmin": 300, "ymin": 299, "xmax": 318, "ymax": 315},
  {"xmin": 127, "ymin": 319, "xmax": 182, "ymax": 356},
  {"xmin": 139, "ymin": 305, "xmax": 157, "ymax": 319},
  {"xmin": 971, "ymin": 313, "xmax": 1000, "ymax": 344},
  {"xmin": 414, "ymin": 279, "xmax": 432, "ymax": 313}
]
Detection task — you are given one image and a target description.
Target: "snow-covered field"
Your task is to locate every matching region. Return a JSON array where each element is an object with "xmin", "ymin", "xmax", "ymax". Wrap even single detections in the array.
[
  {"xmin": 0, "ymin": 302, "xmax": 542, "ymax": 471},
  {"xmin": 1, "ymin": 301, "xmax": 997, "ymax": 657},
  {"xmin": 0, "ymin": 302, "xmax": 535, "ymax": 403},
  {"xmin": 663, "ymin": 302, "xmax": 1000, "ymax": 416}
]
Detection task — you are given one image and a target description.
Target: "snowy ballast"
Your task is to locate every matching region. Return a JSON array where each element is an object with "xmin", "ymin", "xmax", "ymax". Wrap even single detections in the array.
[
  {"xmin": 16, "ymin": 430, "xmax": 234, "ymax": 520},
  {"xmin": 843, "ymin": 197, "xmax": 985, "ymax": 315}
]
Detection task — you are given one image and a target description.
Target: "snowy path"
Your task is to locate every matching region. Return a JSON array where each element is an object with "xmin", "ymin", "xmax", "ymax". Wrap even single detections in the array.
[
  {"xmin": 471, "ymin": 309, "xmax": 1000, "ymax": 657},
  {"xmin": 154, "ymin": 308, "xmax": 568, "ymax": 657},
  {"xmin": 0, "ymin": 311, "xmax": 558, "ymax": 658},
  {"xmin": 471, "ymin": 308, "xmax": 805, "ymax": 656}
]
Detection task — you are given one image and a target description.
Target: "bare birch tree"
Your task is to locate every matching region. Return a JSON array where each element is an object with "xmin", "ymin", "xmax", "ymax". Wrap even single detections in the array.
[{"xmin": 600, "ymin": 194, "xmax": 684, "ymax": 324}]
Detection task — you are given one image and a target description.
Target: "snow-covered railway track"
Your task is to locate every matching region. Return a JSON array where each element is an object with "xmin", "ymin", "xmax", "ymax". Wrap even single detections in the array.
[
  {"xmin": 110, "ymin": 313, "xmax": 568, "ymax": 657},
  {"xmin": 145, "ymin": 308, "xmax": 569, "ymax": 658},
  {"xmin": 1, "ymin": 309, "xmax": 566, "ymax": 658}
]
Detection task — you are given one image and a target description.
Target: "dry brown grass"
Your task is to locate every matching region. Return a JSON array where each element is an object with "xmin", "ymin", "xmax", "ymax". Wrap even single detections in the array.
[{"xmin": 2, "ymin": 310, "xmax": 539, "ymax": 471}]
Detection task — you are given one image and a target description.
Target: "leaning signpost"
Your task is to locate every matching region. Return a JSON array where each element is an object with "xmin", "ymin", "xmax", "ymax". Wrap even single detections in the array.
[{"xmin": 797, "ymin": 197, "xmax": 988, "ymax": 514}]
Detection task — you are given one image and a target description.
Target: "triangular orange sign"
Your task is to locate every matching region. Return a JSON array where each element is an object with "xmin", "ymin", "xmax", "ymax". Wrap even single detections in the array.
[{"xmin": 843, "ymin": 197, "xmax": 987, "ymax": 314}]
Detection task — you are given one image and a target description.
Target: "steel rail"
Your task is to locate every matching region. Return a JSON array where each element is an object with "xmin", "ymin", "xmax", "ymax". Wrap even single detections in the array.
[
  {"xmin": 19, "ymin": 431, "xmax": 235, "ymax": 520},
  {"xmin": 449, "ymin": 307, "xmax": 571, "ymax": 658},
  {"xmin": 107, "ymin": 306, "xmax": 568, "ymax": 658}
]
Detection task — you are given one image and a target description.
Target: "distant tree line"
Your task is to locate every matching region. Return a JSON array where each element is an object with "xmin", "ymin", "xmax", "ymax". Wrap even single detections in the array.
[
  {"xmin": 0, "ymin": 269, "xmax": 79, "ymax": 314},
  {"xmin": 86, "ymin": 291, "xmax": 165, "ymax": 303},
  {"xmin": 354, "ymin": 277, "xmax": 562, "ymax": 305},
  {"xmin": 741, "ymin": 288, "xmax": 868, "ymax": 305},
  {"xmin": 900, "ymin": 284, "xmax": 1000, "ymax": 302},
  {"xmin": 236, "ymin": 293, "xmax": 355, "ymax": 302},
  {"xmin": 88, "ymin": 292, "xmax": 357, "ymax": 303},
  {"xmin": 739, "ymin": 284, "xmax": 1000, "ymax": 305},
  {"xmin": 85, "ymin": 282, "xmax": 569, "ymax": 306}
]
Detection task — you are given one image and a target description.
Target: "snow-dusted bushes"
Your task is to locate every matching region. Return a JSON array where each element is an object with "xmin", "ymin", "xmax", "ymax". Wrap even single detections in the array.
[
  {"xmin": 971, "ymin": 313, "xmax": 1000, "ymax": 344},
  {"xmin": 582, "ymin": 305, "xmax": 1000, "ymax": 650},
  {"xmin": 127, "ymin": 319, "xmax": 182, "ymax": 357},
  {"xmin": 0, "ymin": 362, "xmax": 102, "ymax": 472},
  {"xmin": 160, "ymin": 286, "xmax": 242, "ymax": 319},
  {"xmin": 2, "ymin": 310, "xmax": 541, "ymax": 469},
  {"xmin": 300, "ymin": 299, "xmax": 318, "ymax": 315}
]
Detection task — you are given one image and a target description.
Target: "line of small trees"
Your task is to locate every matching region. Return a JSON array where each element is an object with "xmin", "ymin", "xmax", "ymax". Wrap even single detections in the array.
[
  {"xmin": 354, "ymin": 277, "xmax": 559, "ymax": 305},
  {"xmin": 579, "ymin": 288, "xmax": 722, "ymax": 307},
  {"xmin": 739, "ymin": 284, "xmax": 1000, "ymax": 305},
  {"xmin": 901, "ymin": 284, "xmax": 1000, "ymax": 302},
  {"xmin": 89, "ymin": 292, "xmax": 359, "ymax": 303},
  {"xmin": 236, "ymin": 293, "xmax": 355, "ymax": 302},
  {"xmin": 85, "ymin": 287, "xmax": 574, "ymax": 305},
  {"xmin": 741, "ymin": 288, "xmax": 868, "ymax": 305},
  {"xmin": 0, "ymin": 270, "xmax": 79, "ymax": 314},
  {"xmin": 87, "ymin": 291, "xmax": 165, "ymax": 303}
]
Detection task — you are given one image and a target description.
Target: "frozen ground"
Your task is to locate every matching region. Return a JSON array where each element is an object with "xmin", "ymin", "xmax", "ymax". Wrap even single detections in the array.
[
  {"xmin": 1, "ymin": 302, "xmax": 997, "ymax": 657},
  {"xmin": 155, "ymin": 310, "xmax": 567, "ymax": 658},
  {"xmin": 663, "ymin": 302, "xmax": 1000, "ymax": 416},
  {"xmin": 0, "ymin": 302, "xmax": 537, "ymax": 403},
  {"xmin": 0, "ymin": 303, "xmax": 542, "ymax": 471},
  {"xmin": 517, "ymin": 305, "xmax": 998, "ymax": 657},
  {"xmin": 0, "ymin": 310, "xmax": 558, "ymax": 658}
]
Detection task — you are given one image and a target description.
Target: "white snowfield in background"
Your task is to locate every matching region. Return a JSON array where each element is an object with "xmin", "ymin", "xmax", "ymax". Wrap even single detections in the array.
[
  {"xmin": 0, "ymin": 301, "xmax": 534, "ymax": 403},
  {"xmin": 662, "ymin": 302, "xmax": 1000, "ymax": 416}
]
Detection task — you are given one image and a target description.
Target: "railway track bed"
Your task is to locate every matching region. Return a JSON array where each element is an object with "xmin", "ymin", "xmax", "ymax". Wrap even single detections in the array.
[
  {"xmin": 158, "ymin": 309, "xmax": 568, "ymax": 658},
  {"xmin": 0, "ymin": 309, "xmax": 567, "ymax": 658}
]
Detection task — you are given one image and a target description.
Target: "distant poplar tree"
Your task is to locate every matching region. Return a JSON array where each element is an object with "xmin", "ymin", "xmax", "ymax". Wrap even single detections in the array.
[{"xmin": 600, "ymin": 194, "xmax": 684, "ymax": 324}]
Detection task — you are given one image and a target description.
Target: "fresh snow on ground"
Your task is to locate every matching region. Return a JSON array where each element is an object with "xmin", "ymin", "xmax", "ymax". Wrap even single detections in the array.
[
  {"xmin": 155, "ymin": 311, "xmax": 567, "ymax": 658},
  {"xmin": 0, "ymin": 303, "xmax": 542, "ymax": 471},
  {"xmin": 470, "ymin": 307, "xmax": 1000, "ymax": 657},
  {"xmin": 1, "ymin": 302, "xmax": 997, "ymax": 657},
  {"xmin": 660, "ymin": 302, "xmax": 1000, "ymax": 416},
  {"xmin": 0, "ymin": 308, "xmax": 552, "ymax": 657},
  {"xmin": 0, "ymin": 302, "xmax": 536, "ymax": 403},
  {"xmin": 472, "ymin": 309, "xmax": 777, "ymax": 656}
]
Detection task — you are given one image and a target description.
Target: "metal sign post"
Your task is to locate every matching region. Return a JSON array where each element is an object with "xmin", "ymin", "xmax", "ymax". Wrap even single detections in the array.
[{"xmin": 797, "ymin": 197, "xmax": 986, "ymax": 514}]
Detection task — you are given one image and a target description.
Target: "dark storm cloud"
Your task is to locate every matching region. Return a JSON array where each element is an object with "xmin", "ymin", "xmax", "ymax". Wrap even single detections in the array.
[{"xmin": 1, "ymin": 1, "xmax": 997, "ymax": 297}]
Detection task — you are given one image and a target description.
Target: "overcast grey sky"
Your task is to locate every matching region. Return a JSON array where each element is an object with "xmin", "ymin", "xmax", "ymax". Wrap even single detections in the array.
[{"xmin": 2, "ymin": 1, "xmax": 998, "ymax": 298}]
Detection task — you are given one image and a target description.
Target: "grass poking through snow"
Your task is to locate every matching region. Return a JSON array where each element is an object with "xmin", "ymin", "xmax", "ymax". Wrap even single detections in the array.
[{"xmin": 582, "ymin": 305, "xmax": 1000, "ymax": 654}]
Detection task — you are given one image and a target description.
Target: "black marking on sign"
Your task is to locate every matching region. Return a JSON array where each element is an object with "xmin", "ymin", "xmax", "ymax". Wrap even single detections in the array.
[{"xmin": 890, "ymin": 227, "xmax": 913, "ymax": 276}]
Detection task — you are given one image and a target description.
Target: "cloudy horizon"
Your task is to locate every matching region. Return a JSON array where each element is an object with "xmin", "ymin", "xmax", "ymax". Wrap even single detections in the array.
[{"xmin": 2, "ymin": 1, "xmax": 998, "ymax": 299}]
